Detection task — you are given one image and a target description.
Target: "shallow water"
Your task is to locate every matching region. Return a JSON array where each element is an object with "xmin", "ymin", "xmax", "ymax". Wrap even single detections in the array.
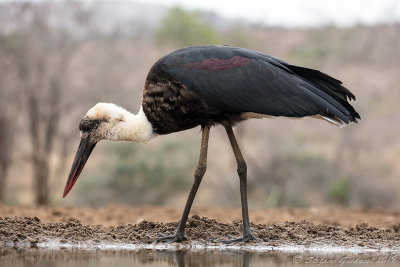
[{"xmin": 1, "ymin": 247, "xmax": 399, "ymax": 267}]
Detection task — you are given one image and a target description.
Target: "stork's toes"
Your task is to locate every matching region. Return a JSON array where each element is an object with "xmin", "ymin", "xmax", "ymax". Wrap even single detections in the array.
[
  {"xmin": 157, "ymin": 233, "xmax": 187, "ymax": 243},
  {"xmin": 220, "ymin": 234, "xmax": 258, "ymax": 244}
]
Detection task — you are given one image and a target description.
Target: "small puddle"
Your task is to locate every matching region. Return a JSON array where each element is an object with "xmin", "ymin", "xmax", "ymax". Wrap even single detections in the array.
[{"xmin": 1, "ymin": 242, "xmax": 400, "ymax": 267}]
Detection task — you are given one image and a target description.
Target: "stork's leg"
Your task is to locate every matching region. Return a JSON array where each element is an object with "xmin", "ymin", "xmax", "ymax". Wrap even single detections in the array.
[
  {"xmin": 158, "ymin": 125, "xmax": 210, "ymax": 243},
  {"xmin": 222, "ymin": 125, "xmax": 256, "ymax": 243}
]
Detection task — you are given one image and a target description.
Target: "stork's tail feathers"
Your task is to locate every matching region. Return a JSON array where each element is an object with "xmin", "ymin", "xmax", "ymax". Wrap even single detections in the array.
[{"xmin": 286, "ymin": 64, "xmax": 360, "ymax": 125}]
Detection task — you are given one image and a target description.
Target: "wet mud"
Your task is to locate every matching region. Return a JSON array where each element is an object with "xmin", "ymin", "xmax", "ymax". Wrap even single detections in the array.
[{"xmin": 1, "ymin": 215, "xmax": 400, "ymax": 250}]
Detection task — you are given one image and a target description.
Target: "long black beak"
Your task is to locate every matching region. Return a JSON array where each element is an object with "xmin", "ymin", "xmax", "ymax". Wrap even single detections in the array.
[{"xmin": 63, "ymin": 137, "xmax": 96, "ymax": 198}]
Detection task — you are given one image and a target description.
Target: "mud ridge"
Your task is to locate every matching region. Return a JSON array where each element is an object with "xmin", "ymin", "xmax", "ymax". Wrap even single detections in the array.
[{"xmin": 1, "ymin": 215, "xmax": 400, "ymax": 250}]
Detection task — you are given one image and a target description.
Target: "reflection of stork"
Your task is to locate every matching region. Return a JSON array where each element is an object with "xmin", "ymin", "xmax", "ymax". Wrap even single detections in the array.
[{"xmin": 62, "ymin": 45, "xmax": 360, "ymax": 243}]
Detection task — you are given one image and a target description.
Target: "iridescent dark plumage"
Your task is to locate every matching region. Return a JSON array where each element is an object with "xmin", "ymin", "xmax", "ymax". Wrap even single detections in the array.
[{"xmin": 143, "ymin": 45, "xmax": 360, "ymax": 135}]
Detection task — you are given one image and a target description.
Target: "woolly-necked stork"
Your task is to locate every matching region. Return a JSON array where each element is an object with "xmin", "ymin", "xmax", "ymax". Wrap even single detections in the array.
[{"xmin": 63, "ymin": 45, "xmax": 360, "ymax": 243}]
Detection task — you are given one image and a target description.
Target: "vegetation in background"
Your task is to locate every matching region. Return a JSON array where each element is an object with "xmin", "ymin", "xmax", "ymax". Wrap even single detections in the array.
[
  {"xmin": 75, "ymin": 141, "xmax": 196, "ymax": 206},
  {"xmin": 328, "ymin": 177, "xmax": 351, "ymax": 206},
  {"xmin": 0, "ymin": 65, "xmax": 15, "ymax": 202},
  {"xmin": 155, "ymin": 6, "xmax": 222, "ymax": 47},
  {"xmin": 223, "ymin": 23, "xmax": 252, "ymax": 48},
  {"xmin": 0, "ymin": 2, "xmax": 399, "ymax": 209},
  {"xmin": 0, "ymin": 4, "xmax": 93, "ymax": 205},
  {"xmin": 244, "ymin": 149, "xmax": 351, "ymax": 208}
]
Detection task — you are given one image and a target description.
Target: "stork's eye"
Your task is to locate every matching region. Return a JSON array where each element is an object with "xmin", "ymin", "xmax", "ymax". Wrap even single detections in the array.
[
  {"xmin": 79, "ymin": 121, "xmax": 91, "ymax": 132},
  {"xmin": 81, "ymin": 124, "xmax": 89, "ymax": 132},
  {"xmin": 79, "ymin": 119, "xmax": 102, "ymax": 132}
]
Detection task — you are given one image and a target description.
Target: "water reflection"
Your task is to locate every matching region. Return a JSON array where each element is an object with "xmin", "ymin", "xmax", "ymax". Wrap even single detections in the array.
[{"xmin": 1, "ymin": 248, "xmax": 399, "ymax": 267}]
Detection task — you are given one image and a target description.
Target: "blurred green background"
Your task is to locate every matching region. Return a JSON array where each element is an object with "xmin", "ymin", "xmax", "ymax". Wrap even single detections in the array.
[{"xmin": 0, "ymin": 1, "xmax": 399, "ymax": 210}]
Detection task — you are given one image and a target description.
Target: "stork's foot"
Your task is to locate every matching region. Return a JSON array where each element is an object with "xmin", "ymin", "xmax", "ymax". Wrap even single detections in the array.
[
  {"xmin": 220, "ymin": 233, "xmax": 257, "ymax": 244},
  {"xmin": 157, "ymin": 233, "xmax": 187, "ymax": 243}
]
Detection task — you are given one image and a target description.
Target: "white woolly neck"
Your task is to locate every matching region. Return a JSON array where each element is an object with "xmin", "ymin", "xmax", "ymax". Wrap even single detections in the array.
[
  {"xmin": 87, "ymin": 103, "xmax": 156, "ymax": 143},
  {"xmin": 113, "ymin": 106, "xmax": 156, "ymax": 143}
]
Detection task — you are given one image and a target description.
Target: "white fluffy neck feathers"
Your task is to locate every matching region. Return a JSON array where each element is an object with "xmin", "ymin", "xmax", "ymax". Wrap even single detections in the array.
[{"xmin": 85, "ymin": 103, "xmax": 155, "ymax": 143}]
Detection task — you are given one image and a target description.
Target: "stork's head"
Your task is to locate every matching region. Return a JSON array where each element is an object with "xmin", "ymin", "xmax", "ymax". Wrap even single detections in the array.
[
  {"xmin": 80, "ymin": 103, "xmax": 130, "ymax": 142},
  {"xmin": 62, "ymin": 103, "xmax": 154, "ymax": 198}
]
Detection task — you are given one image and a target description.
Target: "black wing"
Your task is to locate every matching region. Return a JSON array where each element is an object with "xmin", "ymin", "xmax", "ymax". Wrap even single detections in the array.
[{"xmin": 151, "ymin": 45, "xmax": 360, "ymax": 124}]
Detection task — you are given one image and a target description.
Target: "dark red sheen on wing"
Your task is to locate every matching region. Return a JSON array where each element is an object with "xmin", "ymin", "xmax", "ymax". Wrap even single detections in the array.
[{"xmin": 185, "ymin": 56, "xmax": 251, "ymax": 72}]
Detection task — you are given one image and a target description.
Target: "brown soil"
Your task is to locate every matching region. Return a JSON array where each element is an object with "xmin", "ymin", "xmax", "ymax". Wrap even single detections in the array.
[{"xmin": 1, "ymin": 204, "xmax": 400, "ymax": 249}]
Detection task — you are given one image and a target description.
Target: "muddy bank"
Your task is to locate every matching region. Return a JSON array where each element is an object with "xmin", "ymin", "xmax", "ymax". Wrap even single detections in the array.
[{"xmin": 1, "ymin": 215, "xmax": 400, "ymax": 250}]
